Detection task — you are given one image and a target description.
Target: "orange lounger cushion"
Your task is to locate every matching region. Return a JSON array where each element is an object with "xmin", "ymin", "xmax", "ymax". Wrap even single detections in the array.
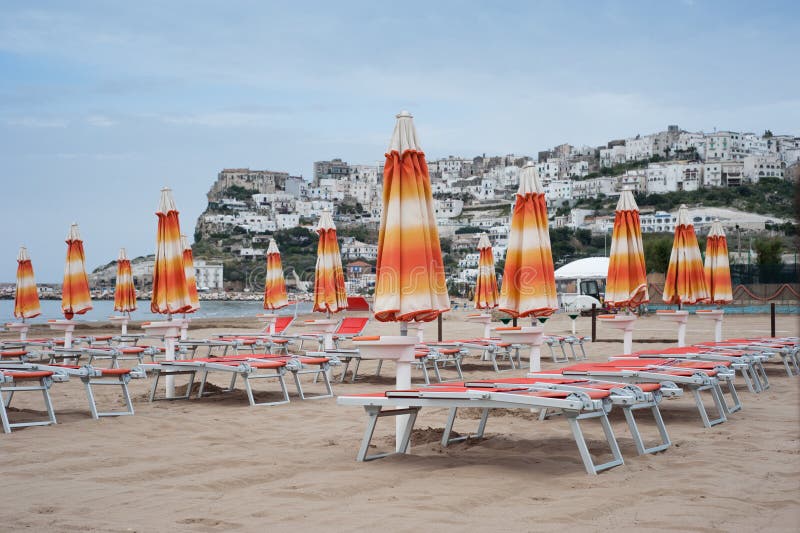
[
  {"xmin": 4, "ymin": 370, "xmax": 53, "ymax": 380},
  {"xmin": 0, "ymin": 350, "xmax": 27, "ymax": 357},
  {"xmin": 353, "ymin": 336, "xmax": 381, "ymax": 341}
]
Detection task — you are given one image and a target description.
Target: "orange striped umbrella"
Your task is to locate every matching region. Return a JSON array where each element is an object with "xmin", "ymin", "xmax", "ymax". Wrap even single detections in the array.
[
  {"xmin": 14, "ymin": 246, "xmax": 41, "ymax": 320},
  {"xmin": 113, "ymin": 248, "xmax": 137, "ymax": 313},
  {"xmin": 605, "ymin": 189, "xmax": 649, "ymax": 308},
  {"xmin": 704, "ymin": 219, "xmax": 733, "ymax": 304},
  {"xmin": 313, "ymin": 211, "xmax": 348, "ymax": 314},
  {"xmin": 663, "ymin": 204, "xmax": 709, "ymax": 305},
  {"xmin": 264, "ymin": 238, "xmax": 288, "ymax": 310},
  {"xmin": 181, "ymin": 234, "xmax": 200, "ymax": 313},
  {"xmin": 498, "ymin": 163, "xmax": 557, "ymax": 318},
  {"xmin": 151, "ymin": 188, "xmax": 192, "ymax": 315},
  {"xmin": 62, "ymin": 223, "xmax": 93, "ymax": 320},
  {"xmin": 474, "ymin": 233, "xmax": 499, "ymax": 310},
  {"xmin": 374, "ymin": 111, "xmax": 450, "ymax": 322}
]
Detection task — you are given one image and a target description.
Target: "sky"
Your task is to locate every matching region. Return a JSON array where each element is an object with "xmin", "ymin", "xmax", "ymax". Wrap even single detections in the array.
[{"xmin": 1, "ymin": 0, "xmax": 798, "ymax": 282}]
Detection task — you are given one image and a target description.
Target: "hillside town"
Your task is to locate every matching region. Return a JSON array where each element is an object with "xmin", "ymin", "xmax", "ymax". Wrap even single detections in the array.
[{"xmin": 176, "ymin": 126, "xmax": 797, "ymax": 292}]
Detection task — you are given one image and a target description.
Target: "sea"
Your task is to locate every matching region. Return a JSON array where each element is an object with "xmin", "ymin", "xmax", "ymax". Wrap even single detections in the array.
[{"xmin": 0, "ymin": 299, "xmax": 314, "ymax": 323}]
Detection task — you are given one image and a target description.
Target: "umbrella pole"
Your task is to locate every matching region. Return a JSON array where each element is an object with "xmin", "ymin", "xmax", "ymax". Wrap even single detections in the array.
[{"xmin": 396, "ymin": 321, "xmax": 413, "ymax": 453}]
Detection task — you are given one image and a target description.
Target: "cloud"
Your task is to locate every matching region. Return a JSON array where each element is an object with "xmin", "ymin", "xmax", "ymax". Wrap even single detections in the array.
[
  {"xmin": 5, "ymin": 116, "xmax": 69, "ymax": 128},
  {"xmin": 86, "ymin": 115, "xmax": 117, "ymax": 127}
]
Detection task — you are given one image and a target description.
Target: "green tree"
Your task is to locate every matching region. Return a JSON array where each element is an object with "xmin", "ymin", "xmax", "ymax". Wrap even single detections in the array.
[
  {"xmin": 754, "ymin": 237, "xmax": 783, "ymax": 266},
  {"xmin": 643, "ymin": 234, "xmax": 673, "ymax": 274}
]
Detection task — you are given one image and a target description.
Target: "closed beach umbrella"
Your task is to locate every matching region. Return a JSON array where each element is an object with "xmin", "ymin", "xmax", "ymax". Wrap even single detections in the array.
[
  {"xmin": 474, "ymin": 233, "xmax": 499, "ymax": 310},
  {"xmin": 374, "ymin": 111, "xmax": 450, "ymax": 322},
  {"xmin": 264, "ymin": 238, "xmax": 288, "ymax": 310},
  {"xmin": 14, "ymin": 246, "xmax": 41, "ymax": 320},
  {"xmin": 62, "ymin": 223, "xmax": 93, "ymax": 320},
  {"xmin": 663, "ymin": 204, "xmax": 709, "ymax": 305},
  {"xmin": 313, "ymin": 211, "xmax": 348, "ymax": 314},
  {"xmin": 151, "ymin": 188, "xmax": 192, "ymax": 315},
  {"xmin": 704, "ymin": 219, "xmax": 733, "ymax": 304},
  {"xmin": 605, "ymin": 189, "xmax": 649, "ymax": 308},
  {"xmin": 498, "ymin": 163, "xmax": 557, "ymax": 318},
  {"xmin": 181, "ymin": 235, "xmax": 200, "ymax": 313},
  {"xmin": 113, "ymin": 248, "xmax": 137, "ymax": 314}
]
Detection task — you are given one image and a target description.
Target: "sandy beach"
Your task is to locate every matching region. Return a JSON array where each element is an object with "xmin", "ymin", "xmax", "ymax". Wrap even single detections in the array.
[{"xmin": 1, "ymin": 311, "xmax": 798, "ymax": 532}]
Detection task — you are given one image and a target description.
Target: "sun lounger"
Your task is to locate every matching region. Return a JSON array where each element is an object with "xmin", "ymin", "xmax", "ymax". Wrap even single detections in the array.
[
  {"xmin": 292, "ymin": 317, "xmax": 370, "ymax": 351},
  {"xmin": 338, "ymin": 385, "xmax": 625, "ymax": 475},
  {"xmin": 547, "ymin": 360, "xmax": 735, "ymax": 428},
  {"xmin": 429, "ymin": 339, "xmax": 517, "ymax": 372},
  {"xmin": 627, "ymin": 346, "xmax": 769, "ymax": 393},
  {"xmin": 141, "ymin": 357, "xmax": 291, "ymax": 406},
  {"xmin": 211, "ymin": 317, "xmax": 295, "ymax": 354},
  {"xmin": 456, "ymin": 376, "xmax": 671, "ymax": 456},
  {"xmin": 0, "ymin": 368, "xmax": 62, "ymax": 433},
  {"xmin": 1, "ymin": 362, "xmax": 144, "ymax": 419},
  {"xmin": 141, "ymin": 352, "xmax": 334, "ymax": 405},
  {"xmin": 696, "ymin": 338, "xmax": 799, "ymax": 377}
]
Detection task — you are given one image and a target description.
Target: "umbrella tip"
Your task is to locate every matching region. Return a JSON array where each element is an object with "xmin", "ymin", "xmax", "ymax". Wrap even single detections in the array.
[{"xmin": 396, "ymin": 110, "xmax": 412, "ymax": 118}]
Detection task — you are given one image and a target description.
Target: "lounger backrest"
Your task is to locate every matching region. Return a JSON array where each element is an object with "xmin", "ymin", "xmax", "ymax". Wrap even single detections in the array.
[
  {"xmin": 346, "ymin": 296, "xmax": 371, "ymax": 311},
  {"xmin": 274, "ymin": 316, "xmax": 294, "ymax": 334},
  {"xmin": 336, "ymin": 317, "xmax": 369, "ymax": 335}
]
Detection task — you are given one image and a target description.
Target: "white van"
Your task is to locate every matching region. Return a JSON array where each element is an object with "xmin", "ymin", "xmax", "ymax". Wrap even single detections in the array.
[{"xmin": 555, "ymin": 257, "xmax": 609, "ymax": 313}]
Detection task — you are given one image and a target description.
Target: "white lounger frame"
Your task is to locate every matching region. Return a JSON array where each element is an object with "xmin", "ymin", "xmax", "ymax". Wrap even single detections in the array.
[
  {"xmin": 0, "ymin": 370, "xmax": 62, "ymax": 433},
  {"xmin": 2, "ymin": 362, "xmax": 143, "ymax": 419},
  {"xmin": 339, "ymin": 389, "xmax": 624, "ymax": 475}
]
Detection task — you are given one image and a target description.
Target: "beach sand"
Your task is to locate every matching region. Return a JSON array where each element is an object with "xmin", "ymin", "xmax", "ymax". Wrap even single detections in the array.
[{"xmin": 1, "ymin": 312, "xmax": 798, "ymax": 532}]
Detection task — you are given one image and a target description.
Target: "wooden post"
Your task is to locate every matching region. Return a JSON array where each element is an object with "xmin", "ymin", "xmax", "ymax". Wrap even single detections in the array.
[
  {"xmin": 437, "ymin": 314, "xmax": 443, "ymax": 342},
  {"xmin": 591, "ymin": 303, "xmax": 597, "ymax": 342},
  {"xmin": 770, "ymin": 302, "xmax": 776, "ymax": 337}
]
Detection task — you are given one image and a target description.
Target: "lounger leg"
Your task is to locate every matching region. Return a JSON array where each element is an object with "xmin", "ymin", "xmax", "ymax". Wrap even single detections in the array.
[
  {"xmin": 740, "ymin": 366, "xmax": 758, "ymax": 394},
  {"xmin": 356, "ymin": 406, "xmax": 420, "ymax": 461},
  {"xmin": 432, "ymin": 360, "xmax": 443, "ymax": 383},
  {"xmin": 622, "ymin": 404, "xmax": 671, "ymax": 455},
  {"xmin": 442, "ymin": 407, "xmax": 490, "ymax": 447},
  {"xmin": 83, "ymin": 381, "xmax": 100, "ymax": 420},
  {"xmin": 291, "ymin": 371, "xmax": 305, "ymax": 400},
  {"xmin": 351, "ymin": 358, "xmax": 361, "ymax": 383},
  {"xmin": 0, "ymin": 396, "xmax": 10, "ymax": 434},
  {"xmin": 722, "ymin": 378, "xmax": 742, "ymax": 413},
  {"xmin": 568, "ymin": 415, "xmax": 621, "ymax": 475},
  {"xmin": 149, "ymin": 371, "xmax": 161, "ymax": 402},
  {"xmin": 755, "ymin": 360, "xmax": 770, "ymax": 391},
  {"xmin": 339, "ymin": 359, "xmax": 350, "ymax": 384},
  {"xmin": 442, "ymin": 407, "xmax": 458, "ymax": 446},
  {"xmin": 375, "ymin": 360, "xmax": 383, "ymax": 377},
  {"xmin": 244, "ymin": 376, "xmax": 256, "ymax": 406},
  {"xmin": 710, "ymin": 382, "xmax": 729, "ymax": 423},
  {"xmin": 454, "ymin": 355, "xmax": 464, "ymax": 381}
]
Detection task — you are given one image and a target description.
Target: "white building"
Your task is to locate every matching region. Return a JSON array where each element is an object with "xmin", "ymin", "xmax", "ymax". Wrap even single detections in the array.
[
  {"xmin": 705, "ymin": 131, "xmax": 746, "ymax": 160},
  {"xmin": 743, "ymin": 154, "xmax": 784, "ymax": 182},
  {"xmin": 599, "ymin": 145, "xmax": 626, "ymax": 167},
  {"xmin": 276, "ymin": 213, "xmax": 300, "ymax": 229},
  {"xmin": 341, "ymin": 238, "xmax": 378, "ymax": 260},
  {"xmin": 672, "ymin": 132, "xmax": 706, "ymax": 158},
  {"xmin": 194, "ymin": 259, "xmax": 224, "ymax": 290},
  {"xmin": 569, "ymin": 160, "xmax": 589, "ymax": 177},
  {"xmin": 239, "ymin": 248, "xmax": 264, "ymax": 257},
  {"xmin": 645, "ymin": 162, "xmax": 702, "ymax": 194},
  {"xmin": 573, "ymin": 177, "xmax": 616, "ymax": 199},
  {"xmin": 625, "ymin": 136, "xmax": 655, "ymax": 161},
  {"xmin": 544, "ymin": 180, "xmax": 573, "ymax": 203},
  {"xmin": 434, "ymin": 198, "xmax": 464, "ymax": 218}
]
